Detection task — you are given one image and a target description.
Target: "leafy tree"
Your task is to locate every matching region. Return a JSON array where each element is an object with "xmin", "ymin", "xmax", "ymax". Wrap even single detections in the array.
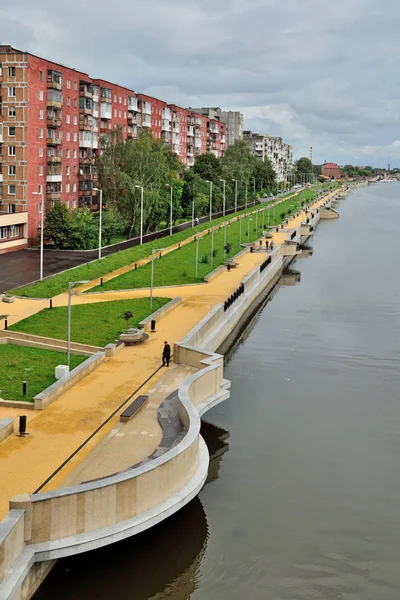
[
  {"xmin": 98, "ymin": 207, "xmax": 126, "ymax": 245},
  {"xmin": 69, "ymin": 208, "xmax": 97, "ymax": 250},
  {"xmin": 42, "ymin": 200, "xmax": 72, "ymax": 249},
  {"xmin": 295, "ymin": 157, "xmax": 313, "ymax": 175},
  {"xmin": 220, "ymin": 140, "xmax": 259, "ymax": 207},
  {"xmin": 193, "ymin": 153, "xmax": 222, "ymax": 183},
  {"xmin": 254, "ymin": 158, "xmax": 276, "ymax": 192}
]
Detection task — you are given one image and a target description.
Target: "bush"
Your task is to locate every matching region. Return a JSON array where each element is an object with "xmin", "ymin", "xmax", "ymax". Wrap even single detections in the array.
[{"xmin": 200, "ymin": 255, "xmax": 208, "ymax": 264}]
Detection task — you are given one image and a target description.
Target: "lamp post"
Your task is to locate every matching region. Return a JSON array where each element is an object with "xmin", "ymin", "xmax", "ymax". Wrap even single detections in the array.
[
  {"xmin": 245, "ymin": 182, "xmax": 248, "ymax": 209},
  {"xmin": 150, "ymin": 247, "xmax": 166, "ymax": 310},
  {"xmin": 167, "ymin": 183, "xmax": 173, "ymax": 237},
  {"xmin": 232, "ymin": 179, "xmax": 238, "ymax": 213},
  {"xmin": 206, "ymin": 180, "xmax": 213, "ymax": 221},
  {"xmin": 67, "ymin": 280, "xmax": 90, "ymax": 369},
  {"xmin": 220, "ymin": 178, "xmax": 226, "ymax": 217},
  {"xmin": 195, "ymin": 236, "xmax": 199, "ymax": 278},
  {"xmin": 247, "ymin": 214, "xmax": 251, "ymax": 240},
  {"xmin": 32, "ymin": 191, "xmax": 44, "ymax": 280},
  {"xmin": 92, "ymin": 187, "xmax": 103, "ymax": 260},
  {"xmin": 210, "ymin": 227, "xmax": 215, "ymax": 267},
  {"xmin": 135, "ymin": 185, "xmax": 144, "ymax": 244},
  {"xmin": 239, "ymin": 216, "xmax": 242, "ymax": 243},
  {"xmin": 192, "ymin": 199, "xmax": 195, "ymax": 227}
]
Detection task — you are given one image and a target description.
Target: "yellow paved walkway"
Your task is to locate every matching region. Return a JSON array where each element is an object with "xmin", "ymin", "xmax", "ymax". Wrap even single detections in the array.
[{"xmin": 0, "ymin": 193, "xmax": 334, "ymax": 519}]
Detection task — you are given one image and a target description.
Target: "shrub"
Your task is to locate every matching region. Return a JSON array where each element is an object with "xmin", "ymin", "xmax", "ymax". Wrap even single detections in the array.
[{"xmin": 200, "ymin": 255, "xmax": 208, "ymax": 264}]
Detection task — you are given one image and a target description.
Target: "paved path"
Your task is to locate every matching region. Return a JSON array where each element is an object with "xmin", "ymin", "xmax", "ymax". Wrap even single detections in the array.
[{"xmin": 0, "ymin": 194, "xmax": 332, "ymax": 519}]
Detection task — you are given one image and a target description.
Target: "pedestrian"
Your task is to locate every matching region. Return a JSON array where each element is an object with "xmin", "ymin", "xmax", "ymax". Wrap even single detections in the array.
[
  {"xmin": 195, "ymin": 217, "xmax": 199, "ymax": 226},
  {"xmin": 265, "ymin": 240, "xmax": 269, "ymax": 251},
  {"xmin": 162, "ymin": 341, "xmax": 171, "ymax": 367},
  {"xmin": 270, "ymin": 240, "xmax": 274, "ymax": 251}
]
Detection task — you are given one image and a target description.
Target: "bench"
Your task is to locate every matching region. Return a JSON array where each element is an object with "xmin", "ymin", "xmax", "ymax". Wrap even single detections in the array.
[
  {"xmin": 120, "ymin": 395, "xmax": 149, "ymax": 423},
  {"xmin": 225, "ymin": 260, "xmax": 239, "ymax": 270}
]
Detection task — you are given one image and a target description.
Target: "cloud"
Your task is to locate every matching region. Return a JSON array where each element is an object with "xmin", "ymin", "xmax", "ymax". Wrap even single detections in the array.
[{"xmin": 1, "ymin": 0, "xmax": 399, "ymax": 166}]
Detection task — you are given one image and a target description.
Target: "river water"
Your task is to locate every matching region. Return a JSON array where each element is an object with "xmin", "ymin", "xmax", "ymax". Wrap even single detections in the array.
[{"xmin": 35, "ymin": 183, "xmax": 400, "ymax": 600}]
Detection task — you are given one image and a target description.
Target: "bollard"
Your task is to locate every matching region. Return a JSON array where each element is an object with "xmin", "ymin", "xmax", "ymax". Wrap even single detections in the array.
[
  {"xmin": 100, "ymin": 277, "xmax": 103, "ymax": 287},
  {"xmin": 178, "ymin": 244, "xmax": 181, "ymax": 250},
  {"xmin": 151, "ymin": 319, "xmax": 156, "ymax": 332},
  {"xmin": 135, "ymin": 263, "xmax": 137, "ymax": 270},
  {"xmin": 19, "ymin": 416, "xmax": 27, "ymax": 436},
  {"xmin": 4, "ymin": 317, "xmax": 7, "ymax": 330},
  {"xmin": 49, "ymin": 298, "xmax": 53, "ymax": 309},
  {"xmin": 22, "ymin": 380, "xmax": 27, "ymax": 396}
]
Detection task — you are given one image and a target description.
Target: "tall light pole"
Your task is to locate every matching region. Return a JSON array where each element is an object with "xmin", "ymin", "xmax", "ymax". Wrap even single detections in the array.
[
  {"xmin": 210, "ymin": 227, "xmax": 215, "ymax": 267},
  {"xmin": 206, "ymin": 180, "xmax": 213, "ymax": 221},
  {"xmin": 195, "ymin": 236, "xmax": 199, "ymax": 278},
  {"xmin": 232, "ymin": 178, "xmax": 238, "ymax": 213},
  {"xmin": 93, "ymin": 187, "xmax": 103, "ymax": 260},
  {"xmin": 220, "ymin": 178, "xmax": 226, "ymax": 216},
  {"xmin": 135, "ymin": 185, "xmax": 144, "ymax": 244},
  {"xmin": 167, "ymin": 183, "xmax": 173, "ymax": 236},
  {"xmin": 67, "ymin": 280, "xmax": 90, "ymax": 369},
  {"xmin": 32, "ymin": 191, "xmax": 44, "ymax": 280},
  {"xmin": 245, "ymin": 182, "xmax": 248, "ymax": 209},
  {"xmin": 239, "ymin": 216, "xmax": 242, "ymax": 243},
  {"xmin": 150, "ymin": 247, "xmax": 166, "ymax": 310}
]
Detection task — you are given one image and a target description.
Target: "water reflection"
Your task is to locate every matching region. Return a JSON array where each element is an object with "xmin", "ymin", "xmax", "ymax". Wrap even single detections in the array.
[{"xmin": 34, "ymin": 422, "xmax": 229, "ymax": 600}]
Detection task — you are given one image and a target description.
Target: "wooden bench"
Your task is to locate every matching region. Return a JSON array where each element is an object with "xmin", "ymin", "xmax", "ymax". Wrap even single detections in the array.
[
  {"xmin": 120, "ymin": 395, "xmax": 149, "ymax": 423},
  {"xmin": 225, "ymin": 260, "xmax": 239, "ymax": 269}
]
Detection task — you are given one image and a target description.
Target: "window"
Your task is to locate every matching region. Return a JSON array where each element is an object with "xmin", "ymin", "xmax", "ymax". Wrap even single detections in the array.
[
  {"xmin": 73, "ymin": 133, "xmax": 77, "ymax": 142},
  {"xmin": 66, "ymin": 97, "xmax": 70, "ymax": 106},
  {"xmin": 38, "ymin": 202, "xmax": 43, "ymax": 214},
  {"xmin": 124, "ymin": 112, "xmax": 126, "ymax": 119},
  {"xmin": 74, "ymin": 98, "xmax": 77, "ymax": 108},
  {"xmin": 8, "ymin": 107, "xmax": 16, "ymax": 118},
  {"xmin": 119, "ymin": 110, "xmax": 122, "ymax": 118},
  {"xmin": 74, "ymin": 81, "xmax": 78, "ymax": 91},
  {"xmin": 9, "ymin": 146, "xmax": 16, "ymax": 156},
  {"xmin": 39, "ymin": 90, "xmax": 43, "ymax": 101},
  {"xmin": 9, "ymin": 87, "xmax": 16, "ymax": 98},
  {"xmin": 8, "ymin": 66, "xmax": 15, "ymax": 77},
  {"xmin": 0, "ymin": 228, "xmax": 8, "ymax": 240},
  {"xmin": 73, "ymin": 200, "xmax": 76, "ymax": 209},
  {"xmin": 114, "ymin": 109, "xmax": 117, "ymax": 117},
  {"xmin": 114, "ymin": 95, "xmax": 117, "ymax": 102},
  {"xmin": 73, "ymin": 183, "xmax": 77, "ymax": 193},
  {"xmin": 39, "ymin": 166, "xmax": 43, "ymax": 176},
  {"xmin": 119, "ymin": 96, "xmax": 122, "ymax": 104},
  {"xmin": 8, "ymin": 165, "xmax": 16, "ymax": 176},
  {"xmin": 66, "ymin": 114, "xmax": 70, "ymax": 124},
  {"xmin": 66, "ymin": 149, "xmax": 70, "ymax": 158},
  {"xmin": 39, "ymin": 147, "xmax": 43, "ymax": 157},
  {"xmin": 8, "ymin": 126, "xmax": 15, "ymax": 136},
  {"xmin": 73, "ymin": 149, "xmax": 77, "ymax": 159},
  {"xmin": 73, "ymin": 115, "xmax": 77, "ymax": 125},
  {"xmin": 67, "ymin": 79, "xmax": 70, "ymax": 89},
  {"xmin": 39, "ymin": 70, "xmax": 43, "ymax": 82},
  {"xmin": 8, "ymin": 204, "xmax": 16, "ymax": 214},
  {"xmin": 38, "ymin": 184, "xmax": 43, "ymax": 194},
  {"xmin": 10, "ymin": 225, "xmax": 20, "ymax": 238},
  {"xmin": 66, "ymin": 132, "xmax": 70, "ymax": 141},
  {"xmin": 66, "ymin": 200, "xmax": 70, "ymax": 209},
  {"xmin": 73, "ymin": 166, "xmax": 76, "ymax": 175},
  {"xmin": 66, "ymin": 166, "xmax": 70, "ymax": 176},
  {"xmin": 8, "ymin": 185, "xmax": 16, "ymax": 195},
  {"xmin": 39, "ymin": 109, "xmax": 43, "ymax": 120},
  {"xmin": 39, "ymin": 128, "xmax": 43, "ymax": 139},
  {"xmin": 66, "ymin": 183, "xmax": 70, "ymax": 193}
]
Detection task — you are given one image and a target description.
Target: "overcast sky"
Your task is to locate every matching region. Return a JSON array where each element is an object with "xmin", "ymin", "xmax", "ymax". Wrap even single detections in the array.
[{"xmin": 1, "ymin": 0, "xmax": 399, "ymax": 167}]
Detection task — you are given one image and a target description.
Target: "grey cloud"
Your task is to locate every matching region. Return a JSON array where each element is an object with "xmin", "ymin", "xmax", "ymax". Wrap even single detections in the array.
[{"xmin": 1, "ymin": 0, "xmax": 400, "ymax": 165}]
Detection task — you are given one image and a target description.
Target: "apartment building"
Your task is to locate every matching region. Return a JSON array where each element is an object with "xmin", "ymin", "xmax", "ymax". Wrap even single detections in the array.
[
  {"xmin": 190, "ymin": 107, "xmax": 243, "ymax": 147},
  {"xmin": 0, "ymin": 45, "xmax": 226, "ymax": 254},
  {"xmin": 243, "ymin": 131, "xmax": 293, "ymax": 183}
]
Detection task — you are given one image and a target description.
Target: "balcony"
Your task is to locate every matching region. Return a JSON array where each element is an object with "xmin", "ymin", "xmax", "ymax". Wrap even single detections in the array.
[
  {"xmin": 47, "ymin": 70, "xmax": 62, "ymax": 91},
  {"xmin": 0, "ymin": 130, "xmax": 2, "ymax": 143},
  {"xmin": 100, "ymin": 88, "xmax": 112, "ymax": 104},
  {"xmin": 79, "ymin": 119, "xmax": 92, "ymax": 132},
  {"xmin": 79, "ymin": 133, "xmax": 93, "ymax": 148},
  {"xmin": 127, "ymin": 114, "xmax": 138, "ymax": 126},
  {"xmin": 46, "ymin": 191, "xmax": 61, "ymax": 201},
  {"xmin": 46, "ymin": 172, "xmax": 62, "ymax": 183},
  {"xmin": 187, "ymin": 126, "xmax": 194, "ymax": 137},
  {"xmin": 46, "ymin": 116, "xmax": 62, "ymax": 128},
  {"xmin": 100, "ymin": 103, "xmax": 112, "ymax": 120},
  {"xmin": 80, "ymin": 83, "xmax": 93, "ymax": 98},
  {"xmin": 47, "ymin": 136, "xmax": 62, "ymax": 146},
  {"xmin": 128, "ymin": 97, "xmax": 138, "ymax": 112},
  {"xmin": 47, "ymin": 90, "xmax": 62, "ymax": 109},
  {"xmin": 195, "ymin": 138, "xmax": 202, "ymax": 148},
  {"xmin": 194, "ymin": 118, "xmax": 203, "ymax": 128},
  {"xmin": 142, "ymin": 115, "xmax": 151, "ymax": 127},
  {"xmin": 172, "ymin": 123, "xmax": 179, "ymax": 133},
  {"xmin": 79, "ymin": 189, "xmax": 93, "ymax": 198},
  {"xmin": 79, "ymin": 172, "xmax": 93, "ymax": 181},
  {"xmin": 172, "ymin": 144, "xmax": 179, "ymax": 153},
  {"xmin": 142, "ymin": 102, "xmax": 151, "ymax": 116},
  {"xmin": 47, "ymin": 154, "xmax": 62, "ymax": 164},
  {"xmin": 162, "ymin": 120, "xmax": 170, "ymax": 132},
  {"xmin": 80, "ymin": 98, "xmax": 93, "ymax": 115},
  {"xmin": 162, "ymin": 108, "xmax": 171, "ymax": 120}
]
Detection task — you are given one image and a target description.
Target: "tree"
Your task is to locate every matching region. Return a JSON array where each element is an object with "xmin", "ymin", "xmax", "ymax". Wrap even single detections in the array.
[
  {"xmin": 68, "ymin": 207, "xmax": 97, "ymax": 250},
  {"xmin": 193, "ymin": 153, "xmax": 222, "ymax": 183},
  {"xmin": 295, "ymin": 157, "xmax": 313, "ymax": 175},
  {"xmin": 253, "ymin": 158, "xmax": 276, "ymax": 192},
  {"xmin": 42, "ymin": 200, "xmax": 72, "ymax": 249},
  {"xmin": 98, "ymin": 207, "xmax": 126, "ymax": 246},
  {"xmin": 220, "ymin": 140, "xmax": 258, "ymax": 207}
]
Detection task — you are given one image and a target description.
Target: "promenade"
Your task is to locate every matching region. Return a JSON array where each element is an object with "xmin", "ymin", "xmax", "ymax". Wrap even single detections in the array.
[{"xmin": 0, "ymin": 195, "xmax": 330, "ymax": 520}]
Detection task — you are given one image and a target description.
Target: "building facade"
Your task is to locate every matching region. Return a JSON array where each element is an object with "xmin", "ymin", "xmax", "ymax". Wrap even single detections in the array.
[
  {"xmin": 322, "ymin": 162, "xmax": 341, "ymax": 179},
  {"xmin": 243, "ymin": 131, "xmax": 293, "ymax": 183},
  {"xmin": 0, "ymin": 46, "xmax": 226, "ymax": 253},
  {"xmin": 190, "ymin": 107, "xmax": 243, "ymax": 147}
]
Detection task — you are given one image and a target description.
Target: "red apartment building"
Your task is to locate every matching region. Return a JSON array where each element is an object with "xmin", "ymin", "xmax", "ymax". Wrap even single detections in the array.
[
  {"xmin": 0, "ymin": 45, "xmax": 226, "ymax": 254},
  {"xmin": 322, "ymin": 162, "xmax": 341, "ymax": 179}
]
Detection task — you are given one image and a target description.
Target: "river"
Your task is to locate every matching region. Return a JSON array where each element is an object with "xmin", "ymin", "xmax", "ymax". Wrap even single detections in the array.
[{"xmin": 35, "ymin": 182, "xmax": 400, "ymax": 600}]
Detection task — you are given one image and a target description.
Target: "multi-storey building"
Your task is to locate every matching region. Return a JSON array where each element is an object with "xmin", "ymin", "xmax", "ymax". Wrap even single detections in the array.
[
  {"xmin": 190, "ymin": 107, "xmax": 243, "ymax": 147},
  {"xmin": 0, "ymin": 45, "xmax": 227, "ymax": 254},
  {"xmin": 322, "ymin": 162, "xmax": 341, "ymax": 179},
  {"xmin": 243, "ymin": 131, "xmax": 293, "ymax": 183}
]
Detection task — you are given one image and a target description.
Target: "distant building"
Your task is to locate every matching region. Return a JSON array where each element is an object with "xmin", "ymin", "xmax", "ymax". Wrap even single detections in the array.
[
  {"xmin": 322, "ymin": 162, "xmax": 341, "ymax": 179},
  {"xmin": 243, "ymin": 131, "xmax": 293, "ymax": 182},
  {"xmin": 189, "ymin": 107, "xmax": 243, "ymax": 147}
]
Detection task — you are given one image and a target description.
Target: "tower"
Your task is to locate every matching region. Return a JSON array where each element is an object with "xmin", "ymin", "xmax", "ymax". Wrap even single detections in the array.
[{"xmin": 310, "ymin": 146, "xmax": 313, "ymax": 163}]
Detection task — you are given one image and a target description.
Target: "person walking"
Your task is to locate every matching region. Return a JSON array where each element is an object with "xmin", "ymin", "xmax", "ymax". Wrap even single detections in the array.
[
  {"xmin": 265, "ymin": 240, "xmax": 269, "ymax": 251},
  {"xmin": 270, "ymin": 240, "xmax": 274, "ymax": 251},
  {"xmin": 162, "ymin": 341, "xmax": 171, "ymax": 367}
]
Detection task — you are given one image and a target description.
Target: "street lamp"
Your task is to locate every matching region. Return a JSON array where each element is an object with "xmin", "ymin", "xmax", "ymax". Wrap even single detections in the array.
[
  {"xmin": 220, "ymin": 178, "xmax": 226, "ymax": 216},
  {"xmin": 195, "ymin": 236, "xmax": 200, "ymax": 278},
  {"xmin": 167, "ymin": 183, "xmax": 173, "ymax": 237},
  {"xmin": 150, "ymin": 248, "xmax": 167, "ymax": 310},
  {"xmin": 135, "ymin": 185, "xmax": 144, "ymax": 244},
  {"xmin": 32, "ymin": 191, "xmax": 44, "ymax": 280},
  {"xmin": 232, "ymin": 178, "xmax": 238, "ymax": 213},
  {"xmin": 93, "ymin": 187, "xmax": 103, "ymax": 260},
  {"xmin": 245, "ymin": 182, "xmax": 248, "ymax": 209},
  {"xmin": 67, "ymin": 280, "xmax": 90, "ymax": 369},
  {"xmin": 206, "ymin": 180, "xmax": 213, "ymax": 221}
]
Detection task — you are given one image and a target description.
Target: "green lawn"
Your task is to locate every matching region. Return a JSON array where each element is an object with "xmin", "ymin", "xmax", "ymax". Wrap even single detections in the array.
[
  {"xmin": 91, "ymin": 191, "xmax": 316, "ymax": 292},
  {"xmin": 0, "ymin": 345, "xmax": 85, "ymax": 403},
  {"xmin": 9, "ymin": 298, "xmax": 171, "ymax": 347},
  {"xmin": 8, "ymin": 189, "xmax": 317, "ymax": 299}
]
